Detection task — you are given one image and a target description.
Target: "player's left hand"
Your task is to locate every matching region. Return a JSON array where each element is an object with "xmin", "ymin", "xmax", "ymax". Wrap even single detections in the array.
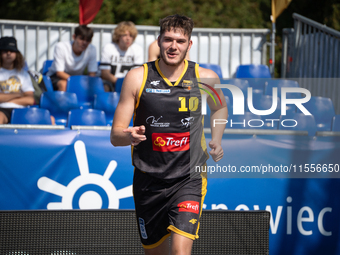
[{"xmin": 208, "ymin": 140, "xmax": 224, "ymax": 162}]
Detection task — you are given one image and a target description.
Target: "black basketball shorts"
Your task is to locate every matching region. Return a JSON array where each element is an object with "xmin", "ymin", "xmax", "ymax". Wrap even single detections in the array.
[{"xmin": 133, "ymin": 168, "xmax": 207, "ymax": 249}]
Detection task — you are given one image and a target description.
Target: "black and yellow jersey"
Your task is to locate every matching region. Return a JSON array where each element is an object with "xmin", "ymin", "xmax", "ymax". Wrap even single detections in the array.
[{"xmin": 132, "ymin": 59, "xmax": 209, "ymax": 179}]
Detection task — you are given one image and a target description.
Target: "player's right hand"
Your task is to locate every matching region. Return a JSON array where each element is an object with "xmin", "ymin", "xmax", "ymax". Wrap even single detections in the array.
[{"xmin": 123, "ymin": 125, "xmax": 146, "ymax": 146}]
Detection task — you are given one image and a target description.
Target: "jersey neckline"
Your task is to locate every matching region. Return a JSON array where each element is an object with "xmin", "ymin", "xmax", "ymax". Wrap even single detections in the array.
[{"xmin": 155, "ymin": 59, "xmax": 188, "ymax": 87}]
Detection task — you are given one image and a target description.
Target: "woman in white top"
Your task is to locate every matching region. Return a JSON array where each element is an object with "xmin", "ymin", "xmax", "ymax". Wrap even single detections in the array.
[{"xmin": 0, "ymin": 36, "xmax": 35, "ymax": 124}]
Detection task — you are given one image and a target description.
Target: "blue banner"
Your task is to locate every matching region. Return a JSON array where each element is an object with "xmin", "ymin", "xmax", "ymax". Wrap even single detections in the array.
[{"xmin": 1, "ymin": 128, "xmax": 340, "ymax": 255}]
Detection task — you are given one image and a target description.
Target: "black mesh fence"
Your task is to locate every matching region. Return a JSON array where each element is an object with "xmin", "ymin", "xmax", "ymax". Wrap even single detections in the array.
[{"xmin": 0, "ymin": 210, "xmax": 269, "ymax": 255}]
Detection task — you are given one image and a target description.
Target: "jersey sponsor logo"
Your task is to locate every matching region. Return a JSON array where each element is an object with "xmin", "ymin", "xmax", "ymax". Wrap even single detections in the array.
[
  {"xmin": 189, "ymin": 219, "xmax": 198, "ymax": 224},
  {"xmin": 146, "ymin": 88, "xmax": 171, "ymax": 94},
  {"xmin": 154, "ymin": 137, "xmax": 166, "ymax": 147},
  {"xmin": 146, "ymin": 116, "xmax": 170, "ymax": 128},
  {"xmin": 182, "ymin": 80, "xmax": 194, "ymax": 91},
  {"xmin": 139, "ymin": 217, "xmax": 148, "ymax": 239},
  {"xmin": 150, "ymin": 80, "xmax": 160, "ymax": 86},
  {"xmin": 152, "ymin": 132, "xmax": 190, "ymax": 152},
  {"xmin": 178, "ymin": 201, "xmax": 200, "ymax": 214},
  {"xmin": 181, "ymin": 117, "xmax": 194, "ymax": 128}
]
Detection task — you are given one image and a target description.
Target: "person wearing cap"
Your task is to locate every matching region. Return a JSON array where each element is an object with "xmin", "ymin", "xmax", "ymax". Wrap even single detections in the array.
[
  {"xmin": 46, "ymin": 25, "xmax": 98, "ymax": 91},
  {"xmin": 0, "ymin": 36, "xmax": 35, "ymax": 124}
]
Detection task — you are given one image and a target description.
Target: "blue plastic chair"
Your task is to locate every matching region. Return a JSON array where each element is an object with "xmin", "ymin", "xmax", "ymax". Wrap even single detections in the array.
[
  {"xmin": 282, "ymin": 104, "xmax": 297, "ymax": 115},
  {"xmin": 220, "ymin": 78, "xmax": 249, "ymax": 105},
  {"xmin": 297, "ymin": 96, "xmax": 335, "ymax": 131},
  {"xmin": 246, "ymin": 95, "xmax": 281, "ymax": 129},
  {"xmin": 263, "ymin": 81, "xmax": 301, "ymax": 114},
  {"xmin": 199, "ymin": 63, "xmax": 223, "ymax": 79},
  {"xmin": 248, "ymin": 78, "xmax": 272, "ymax": 92},
  {"xmin": 331, "ymin": 115, "xmax": 340, "ymax": 132},
  {"xmin": 93, "ymin": 92, "xmax": 120, "ymax": 126},
  {"xmin": 42, "ymin": 75, "xmax": 54, "ymax": 92},
  {"xmin": 40, "ymin": 91, "xmax": 79, "ymax": 125},
  {"xmin": 264, "ymin": 79, "xmax": 300, "ymax": 98},
  {"xmin": 220, "ymin": 79, "xmax": 248, "ymax": 113},
  {"xmin": 235, "ymin": 64, "xmax": 272, "ymax": 92},
  {"xmin": 11, "ymin": 107, "xmax": 52, "ymax": 125},
  {"xmin": 221, "ymin": 78, "xmax": 249, "ymax": 93},
  {"xmin": 115, "ymin": 78, "xmax": 125, "ymax": 93},
  {"xmin": 236, "ymin": 64, "xmax": 271, "ymax": 78},
  {"xmin": 247, "ymin": 94, "xmax": 281, "ymax": 115},
  {"xmin": 228, "ymin": 112, "xmax": 263, "ymax": 129},
  {"xmin": 279, "ymin": 112, "xmax": 317, "ymax": 136},
  {"xmin": 67, "ymin": 109, "xmax": 107, "ymax": 127},
  {"xmin": 66, "ymin": 75, "xmax": 105, "ymax": 108},
  {"xmin": 42, "ymin": 60, "xmax": 53, "ymax": 75},
  {"xmin": 246, "ymin": 89, "xmax": 265, "ymax": 108}
]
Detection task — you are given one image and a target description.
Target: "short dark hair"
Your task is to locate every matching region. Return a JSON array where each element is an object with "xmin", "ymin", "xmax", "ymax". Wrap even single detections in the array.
[
  {"xmin": 74, "ymin": 25, "xmax": 94, "ymax": 42},
  {"xmin": 159, "ymin": 14, "xmax": 194, "ymax": 39}
]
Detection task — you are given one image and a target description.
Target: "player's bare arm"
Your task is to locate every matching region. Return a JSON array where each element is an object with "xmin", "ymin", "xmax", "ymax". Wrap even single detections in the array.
[
  {"xmin": 199, "ymin": 67, "xmax": 228, "ymax": 162},
  {"xmin": 110, "ymin": 66, "xmax": 146, "ymax": 147}
]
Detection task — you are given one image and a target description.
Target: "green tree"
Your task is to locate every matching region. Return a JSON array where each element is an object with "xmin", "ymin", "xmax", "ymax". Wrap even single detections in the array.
[
  {"xmin": 92, "ymin": 0, "xmax": 116, "ymax": 24},
  {"xmin": 0, "ymin": 0, "xmax": 54, "ymax": 21},
  {"xmin": 96, "ymin": 0, "xmax": 270, "ymax": 29},
  {"xmin": 47, "ymin": 0, "xmax": 78, "ymax": 23}
]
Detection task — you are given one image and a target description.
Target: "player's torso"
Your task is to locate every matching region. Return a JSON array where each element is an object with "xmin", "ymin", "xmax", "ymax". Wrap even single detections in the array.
[{"xmin": 133, "ymin": 60, "xmax": 208, "ymax": 179}]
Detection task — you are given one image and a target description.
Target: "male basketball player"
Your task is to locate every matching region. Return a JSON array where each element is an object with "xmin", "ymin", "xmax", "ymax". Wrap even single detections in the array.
[{"xmin": 110, "ymin": 14, "xmax": 228, "ymax": 255}]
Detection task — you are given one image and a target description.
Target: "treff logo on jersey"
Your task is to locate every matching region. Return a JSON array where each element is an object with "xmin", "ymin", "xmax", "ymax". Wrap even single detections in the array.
[
  {"xmin": 178, "ymin": 201, "xmax": 200, "ymax": 214},
  {"xmin": 152, "ymin": 132, "xmax": 190, "ymax": 152}
]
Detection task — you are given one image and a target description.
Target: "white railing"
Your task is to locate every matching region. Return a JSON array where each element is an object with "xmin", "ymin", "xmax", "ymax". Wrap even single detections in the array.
[
  {"xmin": 281, "ymin": 13, "xmax": 340, "ymax": 114},
  {"xmin": 282, "ymin": 13, "xmax": 340, "ymax": 78},
  {"xmin": 0, "ymin": 19, "xmax": 270, "ymax": 78}
]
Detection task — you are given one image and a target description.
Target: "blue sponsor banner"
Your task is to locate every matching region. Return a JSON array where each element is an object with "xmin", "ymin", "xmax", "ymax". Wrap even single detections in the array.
[
  {"xmin": 0, "ymin": 128, "xmax": 135, "ymax": 210},
  {"xmin": 0, "ymin": 128, "xmax": 340, "ymax": 255}
]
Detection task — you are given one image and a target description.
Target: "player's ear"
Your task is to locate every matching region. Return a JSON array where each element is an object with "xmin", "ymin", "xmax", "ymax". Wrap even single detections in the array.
[
  {"xmin": 72, "ymin": 34, "xmax": 76, "ymax": 41},
  {"xmin": 157, "ymin": 35, "xmax": 161, "ymax": 47},
  {"xmin": 187, "ymin": 39, "xmax": 193, "ymax": 51}
]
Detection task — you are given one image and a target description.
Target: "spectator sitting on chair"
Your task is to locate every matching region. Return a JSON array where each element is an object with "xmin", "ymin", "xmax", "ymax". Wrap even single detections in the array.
[
  {"xmin": 0, "ymin": 36, "xmax": 35, "ymax": 124},
  {"xmin": 99, "ymin": 21, "xmax": 144, "ymax": 92},
  {"xmin": 46, "ymin": 25, "xmax": 98, "ymax": 91}
]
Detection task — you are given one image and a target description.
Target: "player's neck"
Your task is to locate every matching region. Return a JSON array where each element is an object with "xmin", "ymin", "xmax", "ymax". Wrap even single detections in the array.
[{"xmin": 158, "ymin": 59, "xmax": 185, "ymax": 81}]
